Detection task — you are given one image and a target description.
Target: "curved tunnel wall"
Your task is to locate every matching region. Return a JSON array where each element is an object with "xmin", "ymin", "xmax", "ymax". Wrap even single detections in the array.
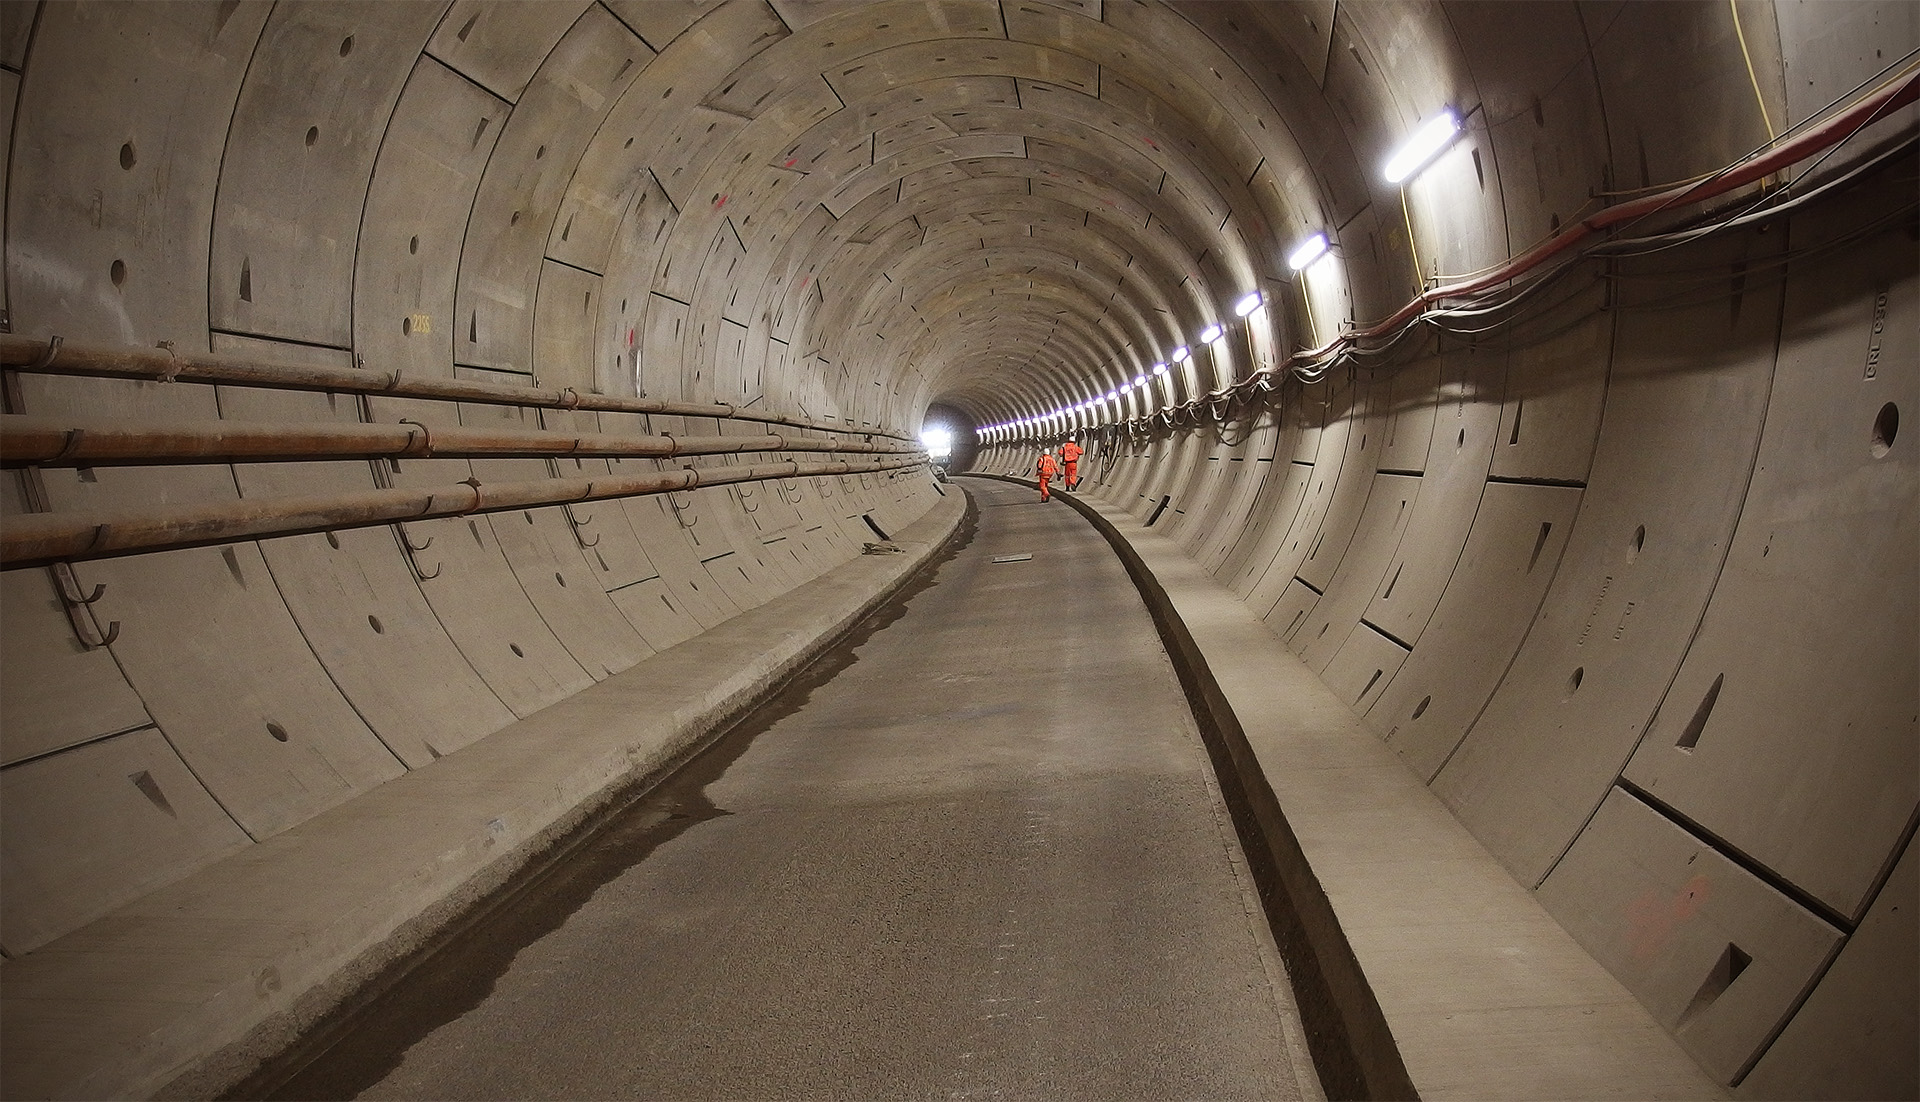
[{"xmin": 0, "ymin": 1, "xmax": 1913, "ymax": 1097}]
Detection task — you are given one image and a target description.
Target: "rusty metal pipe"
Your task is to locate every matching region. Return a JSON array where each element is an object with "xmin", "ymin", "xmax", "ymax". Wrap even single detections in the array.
[
  {"xmin": 0, "ymin": 415, "xmax": 921, "ymax": 467},
  {"xmin": 0, "ymin": 335, "xmax": 915, "ymax": 442},
  {"xmin": 0, "ymin": 455, "xmax": 923, "ymax": 568}
]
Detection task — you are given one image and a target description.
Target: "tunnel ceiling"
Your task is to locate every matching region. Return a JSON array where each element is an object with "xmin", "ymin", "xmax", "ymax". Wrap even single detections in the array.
[
  {"xmin": 616, "ymin": 0, "xmax": 1302, "ymax": 424},
  {"xmin": 7, "ymin": 0, "xmax": 1823, "ymax": 436},
  {"xmin": 585, "ymin": 0, "xmax": 1331, "ymax": 434}
]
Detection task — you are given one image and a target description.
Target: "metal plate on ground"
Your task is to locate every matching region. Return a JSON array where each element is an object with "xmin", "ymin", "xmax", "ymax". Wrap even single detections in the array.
[{"xmin": 992, "ymin": 553, "xmax": 1033, "ymax": 563}]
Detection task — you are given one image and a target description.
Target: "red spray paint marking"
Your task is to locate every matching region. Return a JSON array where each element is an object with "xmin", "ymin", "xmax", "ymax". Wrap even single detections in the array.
[
  {"xmin": 784, "ymin": 157, "xmax": 798, "ymax": 168},
  {"xmin": 1626, "ymin": 872, "xmax": 1711, "ymax": 961},
  {"xmin": 713, "ymin": 194, "xmax": 729, "ymax": 210}
]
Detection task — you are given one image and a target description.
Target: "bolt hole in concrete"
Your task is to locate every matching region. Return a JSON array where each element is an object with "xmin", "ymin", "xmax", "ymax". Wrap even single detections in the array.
[
  {"xmin": 368, "ymin": 615, "xmax": 383, "ymax": 634},
  {"xmin": 339, "ymin": 34, "xmax": 353, "ymax": 56},
  {"xmin": 325, "ymin": 531, "xmax": 341, "ymax": 549},
  {"xmin": 1871, "ymin": 401, "xmax": 1898, "ymax": 457},
  {"xmin": 110, "ymin": 259, "xmax": 126, "ymax": 286},
  {"xmin": 510, "ymin": 643, "xmax": 524, "ymax": 658},
  {"xmin": 1567, "ymin": 666, "xmax": 1585, "ymax": 697},
  {"xmin": 401, "ymin": 315, "xmax": 411, "ymax": 335},
  {"xmin": 1629, "ymin": 523, "xmax": 1646, "ymax": 560},
  {"xmin": 119, "ymin": 141, "xmax": 135, "ymax": 169},
  {"xmin": 408, "ymin": 234, "xmax": 419, "ymax": 255},
  {"xmin": 305, "ymin": 125, "xmax": 319, "ymax": 147},
  {"xmin": 1411, "ymin": 694, "xmax": 1431, "ymax": 720},
  {"xmin": 267, "ymin": 722, "xmax": 290, "ymax": 743},
  {"xmin": 554, "ymin": 572, "xmax": 567, "ymax": 587}
]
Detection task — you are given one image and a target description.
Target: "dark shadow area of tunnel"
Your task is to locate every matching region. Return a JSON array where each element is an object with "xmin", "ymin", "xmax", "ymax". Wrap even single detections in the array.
[
  {"xmin": 963, "ymin": 475, "xmax": 1419, "ymax": 1102},
  {"xmin": 220, "ymin": 497, "xmax": 979, "ymax": 1101}
]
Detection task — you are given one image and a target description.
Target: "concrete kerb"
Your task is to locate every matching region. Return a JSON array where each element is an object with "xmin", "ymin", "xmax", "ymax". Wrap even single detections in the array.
[
  {"xmin": 965, "ymin": 474, "xmax": 1416, "ymax": 1100},
  {"xmin": 0, "ymin": 491, "xmax": 968, "ymax": 1102}
]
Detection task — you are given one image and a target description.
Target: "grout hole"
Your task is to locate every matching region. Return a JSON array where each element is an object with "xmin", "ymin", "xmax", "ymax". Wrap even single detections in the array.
[
  {"xmin": 555, "ymin": 572, "xmax": 567, "ymax": 587},
  {"xmin": 1629, "ymin": 524, "xmax": 1646, "ymax": 560},
  {"xmin": 409, "ymin": 235, "xmax": 419, "ymax": 255},
  {"xmin": 402, "ymin": 316, "xmax": 412, "ymax": 335},
  {"xmin": 1871, "ymin": 402, "xmax": 1898, "ymax": 458},
  {"xmin": 111, "ymin": 259, "xmax": 127, "ymax": 286},
  {"xmin": 339, "ymin": 34, "xmax": 354, "ymax": 56},
  {"xmin": 325, "ymin": 531, "xmax": 341, "ymax": 549},
  {"xmin": 119, "ymin": 141, "xmax": 136, "ymax": 170},
  {"xmin": 1411, "ymin": 694, "xmax": 1431, "ymax": 720},
  {"xmin": 368, "ymin": 614, "xmax": 384, "ymax": 634},
  {"xmin": 510, "ymin": 643, "xmax": 525, "ymax": 658},
  {"xmin": 1566, "ymin": 666, "xmax": 1584, "ymax": 696},
  {"xmin": 305, "ymin": 125, "xmax": 319, "ymax": 147},
  {"xmin": 267, "ymin": 722, "xmax": 290, "ymax": 743}
]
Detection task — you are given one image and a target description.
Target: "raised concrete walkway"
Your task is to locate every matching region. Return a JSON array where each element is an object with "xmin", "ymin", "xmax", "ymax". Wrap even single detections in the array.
[
  {"xmin": 1041, "ymin": 480, "xmax": 1726, "ymax": 1101},
  {"xmin": 0, "ymin": 492, "xmax": 966, "ymax": 1101}
]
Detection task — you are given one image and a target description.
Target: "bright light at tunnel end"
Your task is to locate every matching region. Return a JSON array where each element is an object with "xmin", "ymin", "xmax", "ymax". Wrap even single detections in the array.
[
  {"xmin": 921, "ymin": 427, "xmax": 952, "ymax": 458},
  {"xmin": 1383, "ymin": 108, "xmax": 1461, "ymax": 184}
]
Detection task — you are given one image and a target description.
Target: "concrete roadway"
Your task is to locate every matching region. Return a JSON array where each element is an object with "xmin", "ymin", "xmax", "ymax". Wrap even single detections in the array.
[{"xmin": 267, "ymin": 476, "xmax": 1321, "ymax": 1101}]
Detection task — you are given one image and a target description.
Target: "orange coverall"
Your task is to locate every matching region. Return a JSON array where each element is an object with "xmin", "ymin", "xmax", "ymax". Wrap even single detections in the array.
[
  {"xmin": 1060, "ymin": 440, "xmax": 1083, "ymax": 489},
  {"xmin": 1036, "ymin": 452, "xmax": 1059, "ymax": 501}
]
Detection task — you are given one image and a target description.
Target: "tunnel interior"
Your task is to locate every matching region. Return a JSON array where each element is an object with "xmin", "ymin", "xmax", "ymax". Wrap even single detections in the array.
[{"xmin": 0, "ymin": 1, "xmax": 1915, "ymax": 1099}]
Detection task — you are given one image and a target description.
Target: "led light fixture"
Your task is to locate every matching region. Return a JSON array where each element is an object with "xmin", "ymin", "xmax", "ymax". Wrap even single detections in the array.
[
  {"xmin": 1134, "ymin": 374, "xmax": 1147, "ymax": 385},
  {"xmin": 1287, "ymin": 233, "xmax": 1329, "ymax": 271},
  {"xmin": 1151, "ymin": 362, "xmax": 1168, "ymax": 375},
  {"xmin": 1171, "ymin": 346, "xmax": 1190, "ymax": 363},
  {"xmin": 1233, "ymin": 291, "xmax": 1264, "ymax": 317},
  {"xmin": 1383, "ymin": 109, "xmax": 1460, "ymax": 184},
  {"xmin": 1200, "ymin": 323, "xmax": 1224, "ymax": 344},
  {"xmin": 1105, "ymin": 390, "xmax": 1118, "ymax": 401}
]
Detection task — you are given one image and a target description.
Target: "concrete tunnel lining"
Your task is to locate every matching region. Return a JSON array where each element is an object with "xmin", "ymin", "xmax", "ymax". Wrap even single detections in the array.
[{"xmin": 0, "ymin": 1, "xmax": 1915, "ymax": 1099}]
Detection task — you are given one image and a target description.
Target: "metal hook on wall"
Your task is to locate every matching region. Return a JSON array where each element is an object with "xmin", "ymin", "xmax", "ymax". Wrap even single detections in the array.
[
  {"xmin": 562, "ymin": 503, "xmax": 600, "ymax": 548},
  {"xmin": 50, "ymin": 562, "xmax": 119, "ymax": 648},
  {"xmin": 395, "ymin": 522, "xmax": 441, "ymax": 581},
  {"xmin": 665, "ymin": 491, "xmax": 698, "ymax": 531}
]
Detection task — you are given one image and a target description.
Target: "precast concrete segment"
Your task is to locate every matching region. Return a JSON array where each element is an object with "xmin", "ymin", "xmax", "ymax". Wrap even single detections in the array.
[
  {"xmin": 261, "ymin": 477, "xmax": 1321, "ymax": 1102},
  {"xmin": 0, "ymin": 493, "xmax": 965, "ymax": 1102}
]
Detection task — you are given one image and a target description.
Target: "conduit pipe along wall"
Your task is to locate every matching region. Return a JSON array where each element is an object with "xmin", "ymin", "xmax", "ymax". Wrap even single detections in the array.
[{"xmin": 0, "ymin": 1, "xmax": 1914, "ymax": 1098}]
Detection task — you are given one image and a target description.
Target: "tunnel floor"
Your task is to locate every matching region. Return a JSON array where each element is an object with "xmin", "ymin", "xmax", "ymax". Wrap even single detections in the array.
[{"xmin": 258, "ymin": 477, "xmax": 1321, "ymax": 1101}]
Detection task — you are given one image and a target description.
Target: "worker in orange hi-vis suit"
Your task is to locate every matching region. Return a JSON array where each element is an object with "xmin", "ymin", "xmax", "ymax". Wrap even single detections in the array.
[
  {"xmin": 1060, "ymin": 438, "xmax": 1084, "ymax": 490},
  {"xmin": 1036, "ymin": 450, "xmax": 1059, "ymax": 501}
]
